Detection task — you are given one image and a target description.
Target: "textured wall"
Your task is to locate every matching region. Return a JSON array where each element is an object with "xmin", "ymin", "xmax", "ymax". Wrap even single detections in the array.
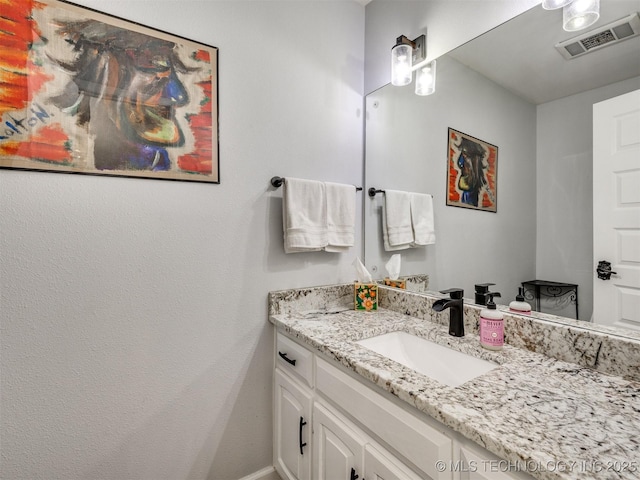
[{"xmin": 0, "ymin": 2, "xmax": 364, "ymax": 479}]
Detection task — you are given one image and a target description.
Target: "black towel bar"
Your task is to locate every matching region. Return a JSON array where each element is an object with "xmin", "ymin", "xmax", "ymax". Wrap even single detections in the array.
[
  {"xmin": 271, "ymin": 176, "xmax": 362, "ymax": 191},
  {"xmin": 368, "ymin": 188, "xmax": 433, "ymax": 198}
]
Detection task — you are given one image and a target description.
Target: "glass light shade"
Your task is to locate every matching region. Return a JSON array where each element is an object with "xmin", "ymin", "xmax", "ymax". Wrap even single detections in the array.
[
  {"xmin": 563, "ymin": 0, "xmax": 600, "ymax": 32},
  {"xmin": 391, "ymin": 43, "xmax": 413, "ymax": 86},
  {"xmin": 415, "ymin": 60, "xmax": 436, "ymax": 96},
  {"xmin": 541, "ymin": 0, "xmax": 572, "ymax": 10}
]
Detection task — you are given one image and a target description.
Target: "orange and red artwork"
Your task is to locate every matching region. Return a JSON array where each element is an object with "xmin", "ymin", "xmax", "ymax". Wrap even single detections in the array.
[
  {"xmin": 446, "ymin": 128, "xmax": 497, "ymax": 213},
  {"xmin": 0, "ymin": 0, "xmax": 219, "ymax": 182}
]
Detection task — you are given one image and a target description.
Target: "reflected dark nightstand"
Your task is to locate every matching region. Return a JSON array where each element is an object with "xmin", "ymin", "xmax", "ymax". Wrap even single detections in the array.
[{"xmin": 521, "ymin": 280, "xmax": 579, "ymax": 319}]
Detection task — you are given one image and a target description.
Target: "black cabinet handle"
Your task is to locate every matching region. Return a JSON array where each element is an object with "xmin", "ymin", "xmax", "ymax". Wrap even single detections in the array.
[
  {"xmin": 350, "ymin": 467, "xmax": 359, "ymax": 480},
  {"xmin": 278, "ymin": 351, "xmax": 296, "ymax": 366},
  {"xmin": 299, "ymin": 417, "xmax": 307, "ymax": 455}
]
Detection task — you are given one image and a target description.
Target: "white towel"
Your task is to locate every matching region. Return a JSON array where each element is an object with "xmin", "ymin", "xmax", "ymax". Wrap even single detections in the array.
[
  {"xmin": 324, "ymin": 182, "xmax": 356, "ymax": 252},
  {"xmin": 410, "ymin": 193, "xmax": 436, "ymax": 246},
  {"xmin": 384, "ymin": 190, "xmax": 413, "ymax": 247},
  {"xmin": 382, "ymin": 204, "xmax": 411, "ymax": 251},
  {"xmin": 283, "ymin": 178, "xmax": 327, "ymax": 253}
]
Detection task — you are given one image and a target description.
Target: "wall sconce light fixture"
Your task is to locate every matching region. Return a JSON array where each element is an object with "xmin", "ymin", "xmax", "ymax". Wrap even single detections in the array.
[
  {"xmin": 391, "ymin": 36, "xmax": 417, "ymax": 86},
  {"xmin": 563, "ymin": 0, "xmax": 600, "ymax": 32},
  {"xmin": 542, "ymin": 0, "xmax": 600, "ymax": 32},
  {"xmin": 391, "ymin": 34, "xmax": 436, "ymax": 95},
  {"xmin": 415, "ymin": 60, "xmax": 437, "ymax": 96}
]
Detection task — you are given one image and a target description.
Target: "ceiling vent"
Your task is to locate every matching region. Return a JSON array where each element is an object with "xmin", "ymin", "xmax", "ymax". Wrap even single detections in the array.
[{"xmin": 555, "ymin": 12, "xmax": 640, "ymax": 59}]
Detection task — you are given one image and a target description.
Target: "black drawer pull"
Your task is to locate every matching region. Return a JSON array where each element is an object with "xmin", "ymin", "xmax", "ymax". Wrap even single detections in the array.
[
  {"xmin": 278, "ymin": 351, "xmax": 296, "ymax": 366},
  {"xmin": 350, "ymin": 467, "xmax": 359, "ymax": 480},
  {"xmin": 299, "ymin": 417, "xmax": 307, "ymax": 455}
]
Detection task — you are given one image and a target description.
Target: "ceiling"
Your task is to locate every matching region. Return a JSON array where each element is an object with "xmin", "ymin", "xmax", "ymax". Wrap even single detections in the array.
[{"xmin": 448, "ymin": 1, "xmax": 640, "ymax": 105}]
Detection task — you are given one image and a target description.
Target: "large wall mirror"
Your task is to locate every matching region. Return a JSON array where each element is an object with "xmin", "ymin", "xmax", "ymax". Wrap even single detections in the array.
[{"xmin": 364, "ymin": 1, "xmax": 640, "ymax": 336}]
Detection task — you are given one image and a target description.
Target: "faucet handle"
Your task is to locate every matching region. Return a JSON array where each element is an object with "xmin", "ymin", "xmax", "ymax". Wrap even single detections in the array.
[
  {"xmin": 440, "ymin": 288, "xmax": 464, "ymax": 299},
  {"xmin": 474, "ymin": 283, "xmax": 495, "ymax": 293},
  {"xmin": 486, "ymin": 292, "xmax": 501, "ymax": 305}
]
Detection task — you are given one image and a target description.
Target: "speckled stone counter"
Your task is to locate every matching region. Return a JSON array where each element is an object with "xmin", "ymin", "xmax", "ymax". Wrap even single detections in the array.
[{"xmin": 268, "ymin": 284, "xmax": 640, "ymax": 480}]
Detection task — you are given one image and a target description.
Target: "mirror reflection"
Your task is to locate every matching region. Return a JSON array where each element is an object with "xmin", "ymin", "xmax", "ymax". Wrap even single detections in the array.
[{"xmin": 364, "ymin": 2, "xmax": 640, "ymax": 335}]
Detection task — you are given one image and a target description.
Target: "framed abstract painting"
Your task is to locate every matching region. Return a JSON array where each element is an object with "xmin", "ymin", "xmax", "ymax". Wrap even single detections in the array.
[
  {"xmin": 0, "ymin": 0, "xmax": 219, "ymax": 183},
  {"xmin": 446, "ymin": 128, "xmax": 497, "ymax": 212}
]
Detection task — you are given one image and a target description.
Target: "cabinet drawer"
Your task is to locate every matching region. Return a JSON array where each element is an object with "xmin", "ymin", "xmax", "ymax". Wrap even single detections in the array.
[
  {"xmin": 276, "ymin": 333, "xmax": 314, "ymax": 387},
  {"xmin": 316, "ymin": 357, "xmax": 453, "ymax": 480}
]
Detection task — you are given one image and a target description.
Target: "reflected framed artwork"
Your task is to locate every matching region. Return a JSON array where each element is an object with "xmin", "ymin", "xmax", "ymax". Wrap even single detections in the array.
[
  {"xmin": 0, "ymin": 0, "xmax": 219, "ymax": 183},
  {"xmin": 446, "ymin": 128, "xmax": 497, "ymax": 212}
]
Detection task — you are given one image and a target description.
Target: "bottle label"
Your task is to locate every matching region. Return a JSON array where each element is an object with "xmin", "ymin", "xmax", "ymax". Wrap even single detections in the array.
[{"xmin": 480, "ymin": 317, "xmax": 504, "ymax": 347}]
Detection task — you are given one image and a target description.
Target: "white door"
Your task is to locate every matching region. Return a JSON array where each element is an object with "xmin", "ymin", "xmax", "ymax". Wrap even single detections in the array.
[
  {"xmin": 274, "ymin": 370, "xmax": 312, "ymax": 480},
  {"xmin": 313, "ymin": 403, "xmax": 364, "ymax": 480},
  {"xmin": 593, "ymin": 89, "xmax": 640, "ymax": 330}
]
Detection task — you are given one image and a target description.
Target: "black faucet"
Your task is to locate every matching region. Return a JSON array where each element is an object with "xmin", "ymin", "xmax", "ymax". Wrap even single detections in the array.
[
  {"xmin": 474, "ymin": 283, "xmax": 495, "ymax": 306},
  {"xmin": 432, "ymin": 288, "xmax": 465, "ymax": 337}
]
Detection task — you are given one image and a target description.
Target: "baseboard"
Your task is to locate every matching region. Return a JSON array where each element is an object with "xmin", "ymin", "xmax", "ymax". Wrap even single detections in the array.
[{"xmin": 238, "ymin": 465, "xmax": 281, "ymax": 480}]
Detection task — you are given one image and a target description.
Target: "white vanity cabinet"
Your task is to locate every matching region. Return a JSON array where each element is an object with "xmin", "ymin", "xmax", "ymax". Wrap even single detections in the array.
[{"xmin": 274, "ymin": 331, "xmax": 533, "ymax": 480}]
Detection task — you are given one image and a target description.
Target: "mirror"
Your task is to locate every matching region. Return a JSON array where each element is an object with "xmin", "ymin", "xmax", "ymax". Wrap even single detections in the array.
[{"xmin": 364, "ymin": 2, "xmax": 640, "ymax": 335}]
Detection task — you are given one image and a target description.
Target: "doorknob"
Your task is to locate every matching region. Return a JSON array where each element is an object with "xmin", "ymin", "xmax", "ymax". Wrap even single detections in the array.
[{"xmin": 596, "ymin": 261, "xmax": 617, "ymax": 280}]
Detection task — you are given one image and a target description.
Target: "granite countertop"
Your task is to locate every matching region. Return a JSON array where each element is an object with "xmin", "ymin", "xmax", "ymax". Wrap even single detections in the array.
[{"xmin": 269, "ymin": 303, "xmax": 640, "ymax": 480}]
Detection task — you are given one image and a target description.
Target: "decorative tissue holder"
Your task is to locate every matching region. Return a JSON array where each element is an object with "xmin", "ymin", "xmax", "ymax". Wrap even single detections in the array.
[
  {"xmin": 354, "ymin": 283, "xmax": 378, "ymax": 311},
  {"xmin": 384, "ymin": 278, "xmax": 406, "ymax": 289}
]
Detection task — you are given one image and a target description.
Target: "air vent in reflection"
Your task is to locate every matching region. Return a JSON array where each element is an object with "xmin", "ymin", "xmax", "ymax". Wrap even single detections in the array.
[{"xmin": 555, "ymin": 12, "xmax": 640, "ymax": 59}]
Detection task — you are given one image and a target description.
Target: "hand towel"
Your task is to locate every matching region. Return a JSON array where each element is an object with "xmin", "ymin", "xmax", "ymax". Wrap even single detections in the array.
[
  {"xmin": 410, "ymin": 193, "xmax": 436, "ymax": 246},
  {"xmin": 324, "ymin": 182, "xmax": 356, "ymax": 252},
  {"xmin": 382, "ymin": 204, "xmax": 411, "ymax": 251},
  {"xmin": 283, "ymin": 178, "xmax": 327, "ymax": 253},
  {"xmin": 384, "ymin": 190, "xmax": 414, "ymax": 247}
]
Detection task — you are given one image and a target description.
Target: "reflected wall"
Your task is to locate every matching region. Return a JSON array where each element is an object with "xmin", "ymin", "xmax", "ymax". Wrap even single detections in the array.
[{"xmin": 364, "ymin": 55, "xmax": 537, "ymax": 304}]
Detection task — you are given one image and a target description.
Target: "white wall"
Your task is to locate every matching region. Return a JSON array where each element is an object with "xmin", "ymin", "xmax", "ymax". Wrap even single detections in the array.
[
  {"xmin": 536, "ymin": 76, "xmax": 640, "ymax": 321},
  {"xmin": 365, "ymin": 56, "xmax": 537, "ymax": 302},
  {"xmin": 4, "ymin": 1, "xmax": 596, "ymax": 478},
  {"xmin": 364, "ymin": 0, "xmax": 540, "ymax": 94},
  {"xmin": 0, "ymin": 2, "xmax": 364, "ymax": 479}
]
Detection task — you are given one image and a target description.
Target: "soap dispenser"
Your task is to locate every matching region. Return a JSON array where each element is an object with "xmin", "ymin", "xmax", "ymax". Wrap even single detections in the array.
[
  {"xmin": 480, "ymin": 292, "xmax": 504, "ymax": 351},
  {"xmin": 509, "ymin": 287, "xmax": 532, "ymax": 315}
]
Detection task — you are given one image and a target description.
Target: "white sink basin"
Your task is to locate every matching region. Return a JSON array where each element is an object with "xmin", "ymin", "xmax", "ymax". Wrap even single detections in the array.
[{"xmin": 356, "ymin": 331, "xmax": 497, "ymax": 387}]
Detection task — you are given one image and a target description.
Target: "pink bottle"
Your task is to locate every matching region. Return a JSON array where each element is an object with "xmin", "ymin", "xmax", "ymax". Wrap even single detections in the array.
[{"xmin": 480, "ymin": 293, "xmax": 504, "ymax": 351}]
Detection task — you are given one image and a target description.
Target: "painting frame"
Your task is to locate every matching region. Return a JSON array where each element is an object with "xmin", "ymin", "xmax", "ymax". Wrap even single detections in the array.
[
  {"xmin": 446, "ymin": 128, "xmax": 498, "ymax": 213},
  {"xmin": 0, "ymin": 0, "xmax": 219, "ymax": 183}
]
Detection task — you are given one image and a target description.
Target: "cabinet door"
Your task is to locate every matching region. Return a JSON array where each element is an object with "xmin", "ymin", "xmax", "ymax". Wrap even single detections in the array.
[
  {"xmin": 313, "ymin": 403, "xmax": 365, "ymax": 480},
  {"xmin": 365, "ymin": 444, "xmax": 426, "ymax": 480},
  {"xmin": 274, "ymin": 369, "xmax": 313, "ymax": 480}
]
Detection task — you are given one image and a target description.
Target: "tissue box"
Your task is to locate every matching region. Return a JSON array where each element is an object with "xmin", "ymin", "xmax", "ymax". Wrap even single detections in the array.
[
  {"xmin": 384, "ymin": 278, "xmax": 406, "ymax": 289},
  {"xmin": 354, "ymin": 283, "xmax": 378, "ymax": 311}
]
